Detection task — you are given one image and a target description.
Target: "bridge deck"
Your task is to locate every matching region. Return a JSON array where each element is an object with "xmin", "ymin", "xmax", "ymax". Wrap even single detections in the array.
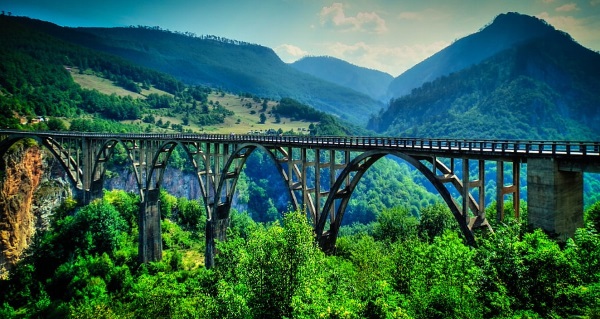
[{"xmin": 3, "ymin": 130, "xmax": 598, "ymax": 163}]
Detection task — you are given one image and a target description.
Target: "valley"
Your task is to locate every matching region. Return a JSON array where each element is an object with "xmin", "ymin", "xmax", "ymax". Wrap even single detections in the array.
[{"xmin": 0, "ymin": 10, "xmax": 600, "ymax": 319}]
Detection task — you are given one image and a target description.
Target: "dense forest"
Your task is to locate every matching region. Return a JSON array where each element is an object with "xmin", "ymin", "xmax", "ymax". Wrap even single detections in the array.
[{"xmin": 1, "ymin": 189, "xmax": 600, "ymax": 318}]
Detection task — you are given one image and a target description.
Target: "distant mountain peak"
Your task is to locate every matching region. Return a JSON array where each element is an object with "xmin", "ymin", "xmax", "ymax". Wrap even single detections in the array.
[
  {"xmin": 387, "ymin": 12, "xmax": 563, "ymax": 98},
  {"xmin": 371, "ymin": 12, "xmax": 600, "ymax": 140},
  {"xmin": 290, "ymin": 56, "xmax": 393, "ymax": 102}
]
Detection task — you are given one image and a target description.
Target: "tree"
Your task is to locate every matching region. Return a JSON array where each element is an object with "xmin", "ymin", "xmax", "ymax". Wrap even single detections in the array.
[
  {"xmin": 373, "ymin": 206, "xmax": 418, "ymax": 243},
  {"xmin": 586, "ymin": 200, "xmax": 600, "ymax": 232},
  {"xmin": 47, "ymin": 118, "xmax": 67, "ymax": 131},
  {"xmin": 418, "ymin": 203, "xmax": 455, "ymax": 241},
  {"xmin": 215, "ymin": 210, "xmax": 320, "ymax": 318},
  {"xmin": 259, "ymin": 112, "xmax": 267, "ymax": 124}
]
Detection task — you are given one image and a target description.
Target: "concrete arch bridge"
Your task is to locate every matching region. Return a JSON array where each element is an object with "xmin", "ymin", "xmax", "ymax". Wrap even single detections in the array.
[{"xmin": 1, "ymin": 130, "xmax": 598, "ymax": 268}]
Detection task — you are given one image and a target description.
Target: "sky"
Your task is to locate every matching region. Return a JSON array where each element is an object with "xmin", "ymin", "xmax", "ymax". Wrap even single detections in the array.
[{"xmin": 4, "ymin": 0, "xmax": 600, "ymax": 76}]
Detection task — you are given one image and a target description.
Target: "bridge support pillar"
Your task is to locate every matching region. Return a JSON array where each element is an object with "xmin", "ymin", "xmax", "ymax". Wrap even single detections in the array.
[
  {"xmin": 75, "ymin": 179, "xmax": 105, "ymax": 205},
  {"xmin": 527, "ymin": 158, "xmax": 583, "ymax": 240},
  {"xmin": 205, "ymin": 204, "xmax": 231, "ymax": 268},
  {"xmin": 139, "ymin": 189, "xmax": 162, "ymax": 263}
]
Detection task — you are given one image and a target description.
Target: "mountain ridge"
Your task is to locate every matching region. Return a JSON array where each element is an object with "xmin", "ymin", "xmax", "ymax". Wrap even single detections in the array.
[
  {"xmin": 71, "ymin": 24, "xmax": 384, "ymax": 124},
  {"xmin": 387, "ymin": 12, "xmax": 560, "ymax": 98},
  {"xmin": 368, "ymin": 24, "xmax": 600, "ymax": 140},
  {"xmin": 290, "ymin": 56, "xmax": 393, "ymax": 102}
]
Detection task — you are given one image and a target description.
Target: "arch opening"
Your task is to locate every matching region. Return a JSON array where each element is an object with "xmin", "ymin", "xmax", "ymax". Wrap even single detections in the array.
[{"xmin": 317, "ymin": 150, "xmax": 478, "ymax": 251}]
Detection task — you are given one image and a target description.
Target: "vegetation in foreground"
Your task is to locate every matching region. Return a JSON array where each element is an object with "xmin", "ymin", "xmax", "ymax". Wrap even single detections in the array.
[{"xmin": 1, "ymin": 190, "xmax": 599, "ymax": 318}]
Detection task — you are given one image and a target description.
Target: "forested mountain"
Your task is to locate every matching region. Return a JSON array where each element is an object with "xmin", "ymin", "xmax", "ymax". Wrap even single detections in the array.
[
  {"xmin": 369, "ymin": 16, "xmax": 600, "ymax": 140},
  {"xmin": 0, "ymin": 12, "xmax": 436, "ymax": 229},
  {"xmin": 290, "ymin": 56, "xmax": 393, "ymax": 102},
  {"xmin": 0, "ymin": 15, "xmax": 183, "ymax": 127},
  {"xmin": 387, "ymin": 12, "xmax": 561, "ymax": 98},
  {"xmin": 7, "ymin": 17, "xmax": 382, "ymax": 124}
]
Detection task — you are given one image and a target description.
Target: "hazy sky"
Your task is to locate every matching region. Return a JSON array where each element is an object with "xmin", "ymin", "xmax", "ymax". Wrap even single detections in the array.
[{"xmin": 4, "ymin": 0, "xmax": 600, "ymax": 76}]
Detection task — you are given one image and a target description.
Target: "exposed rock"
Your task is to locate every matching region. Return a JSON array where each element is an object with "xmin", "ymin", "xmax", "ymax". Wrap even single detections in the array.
[
  {"xmin": 0, "ymin": 143, "xmax": 43, "ymax": 275},
  {"xmin": 0, "ymin": 142, "xmax": 71, "ymax": 277},
  {"xmin": 104, "ymin": 166, "xmax": 202, "ymax": 199}
]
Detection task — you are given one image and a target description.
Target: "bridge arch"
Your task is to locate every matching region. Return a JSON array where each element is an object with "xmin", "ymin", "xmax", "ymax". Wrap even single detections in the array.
[
  {"xmin": 214, "ymin": 143, "xmax": 297, "ymax": 220},
  {"xmin": 316, "ymin": 150, "xmax": 476, "ymax": 250},
  {"xmin": 0, "ymin": 134, "xmax": 84, "ymax": 191}
]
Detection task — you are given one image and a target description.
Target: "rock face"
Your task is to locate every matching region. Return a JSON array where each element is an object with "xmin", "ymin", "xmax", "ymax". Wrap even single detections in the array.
[
  {"xmin": 0, "ymin": 143, "xmax": 44, "ymax": 275},
  {"xmin": 0, "ymin": 142, "xmax": 71, "ymax": 276},
  {"xmin": 103, "ymin": 166, "xmax": 203, "ymax": 199}
]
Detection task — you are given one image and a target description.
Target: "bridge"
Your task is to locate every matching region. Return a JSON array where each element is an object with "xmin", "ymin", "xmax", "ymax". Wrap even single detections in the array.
[{"xmin": 1, "ymin": 130, "xmax": 599, "ymax": 268}]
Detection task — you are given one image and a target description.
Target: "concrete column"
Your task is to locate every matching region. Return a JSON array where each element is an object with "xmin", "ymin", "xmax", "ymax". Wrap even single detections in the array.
[
  {"xmin": 204, "ymin": 203, "xmax": 231, "ymax": 269},
  {"xmin": 527, "ymin": 158, "xmax": 583, "ymax": 239},
  {"xmin": 139, "ymin": 189, "xmax": 162, "ymax": 263}
]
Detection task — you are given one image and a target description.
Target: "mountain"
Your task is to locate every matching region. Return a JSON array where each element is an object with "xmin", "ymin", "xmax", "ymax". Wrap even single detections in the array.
[
  {"xmin": 290, "ymin": 56, "xmax": 393, "ymax": 102},
  {"xmin": 387, "ymin": 12, "xmax": 559, "ymax": 98},
  {"xmin": 368, "ymin": 19, "xmax": 600, "ymax": 140},
  {"xmin": 12, "ymin": 19, "xmax": 383, "ymax": 124}
]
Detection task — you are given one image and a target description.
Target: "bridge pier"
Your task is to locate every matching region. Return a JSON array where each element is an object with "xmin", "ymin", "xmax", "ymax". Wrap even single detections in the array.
[
  {"xmin": 139, "ymin": 189, "xmax": 162, "ymax": 263},
  {"xmin": 527, "ymin": 158, "xmax": 584, "ymax": 239},
  {"xmin": 205, "ymin": 204, "xmax": 231, "ymax": 268}
]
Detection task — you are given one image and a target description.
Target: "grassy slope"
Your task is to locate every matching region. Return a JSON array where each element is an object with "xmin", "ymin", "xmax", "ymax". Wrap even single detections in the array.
[
  {"xmin": 70, "ymin": 70, "xmax": 314, "ymax": 134},
  {"xmin": 70, "ymin": 68, "xmax": 168, "ymax": 99}
]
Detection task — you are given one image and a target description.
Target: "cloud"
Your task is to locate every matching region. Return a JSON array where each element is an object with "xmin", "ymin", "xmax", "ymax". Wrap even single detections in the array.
[
  {"xmin": 274, "ymin": 44, "xmax": 309, "ymax": 63},
  {"xmin": 319, "ymin": 3, "xmax": 387, "ymax": 33},
  {"xmin": 397, "ymin": 9, "xmax": 448, "ymax": 22},
  {"xmin": 537, "ymin": 11, "xmax": 581, "ymax": 32},
  {"xmin": 324, "ymin": 40, "xmax": 449, "ymax": 76},
  {"xmin": 398, "ymin": 11, "xmax": 424, "ymax": 21},
  {"xmin": 555, "ymin": 3, "xmax": 579, "ymax": 11},
  {"xmin": 536, "ymin": 11, "xmax": 600, "ymax": 46}
]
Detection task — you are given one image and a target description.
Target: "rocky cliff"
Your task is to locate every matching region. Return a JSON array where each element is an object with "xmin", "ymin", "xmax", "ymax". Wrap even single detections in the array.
[
  {"xmin": 0, "ymin": 142, "xmax": 71, "ymax": 276},
  {"xmin": 104, "ymin": 166, "xmax": 202, "ymax": 199},
  {"xmin": 0, "ymin": 142, "xmax": 43, "ymax": 275}
]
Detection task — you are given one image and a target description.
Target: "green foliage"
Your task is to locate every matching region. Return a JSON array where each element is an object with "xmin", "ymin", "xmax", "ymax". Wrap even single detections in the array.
[
  {"xmin": 417, "ymin": 203, "xmax": 456, "ymax": 241},
  {"xmin": 175, "ymin": 197, "xmax": 205, "ymax": 231},
  {"xmin": 2, "ymin": 198, "xmax": 600, "ymax": 318},
  {"xmin": 373, "ymin": 206, "xmax": 419, "ymax": 243},
  {"xmin": 69, "ymin": 118, "xmax": 144, "ymax": 133},
  {"xmin": 215, "ymin": 210, "xmax": 322, "ymax": 318},
  {"xmin": 270, "ymin": 98, "xmax": 368, "ymax": 136},
  {"xmin": 272, "ymin": 97, "xmax": 324, "ymax": 122},
  {"xmin": 159, "ymin": 188, "xmax": 178, "ymax": 220},
  {"xmin": 75, "ymin": 200, "xmax": 129, "ymax": 255},
  {"xmin": 586, "ymin": 200, "xmax": 600, "ymax": 233},
  {"xmin": 46, "ymin": 118, "xmax": 67, "ymax": 131}
]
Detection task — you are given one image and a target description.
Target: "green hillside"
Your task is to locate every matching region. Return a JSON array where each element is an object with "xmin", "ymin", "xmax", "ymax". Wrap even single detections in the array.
[
  {"xmin": 369, "ymin": 29, "xmax": 600, "ymax": 141},
  {"xmin": 0, "ymin": 15, "xmax": 367, "ymax": 136},
  {"xmin": 387, "ymin": 12, "xmax": 560, "ymax": 98},
  {"xmin": 30, "ymin": 21, "xmax": 383, "ymax": 124}
]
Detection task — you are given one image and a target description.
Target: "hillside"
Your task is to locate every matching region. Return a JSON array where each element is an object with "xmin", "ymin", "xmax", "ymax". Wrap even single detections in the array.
[
  {"xmin": 21, "ymin": 20, "xmax": 383, "ymax": 124},
  {"xmin": 290, "ymin": 56, "xmax": 393, "ymax": 102},
  {"xmin": 0, "ymin": 15, "xmax": 369, "ymax": 136},
  {"xmin": 387, "ymin": 12, "xmax": 559, "ymax": 98},
  {"xmin": 369, "ymin": 26, "xmax": 600, "ymax": 140}
]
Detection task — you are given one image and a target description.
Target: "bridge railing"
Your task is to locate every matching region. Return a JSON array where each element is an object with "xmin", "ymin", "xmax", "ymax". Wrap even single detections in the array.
[{"xmin": 1, "ymin": 130, "xmax": 598, "ymax": 157}]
